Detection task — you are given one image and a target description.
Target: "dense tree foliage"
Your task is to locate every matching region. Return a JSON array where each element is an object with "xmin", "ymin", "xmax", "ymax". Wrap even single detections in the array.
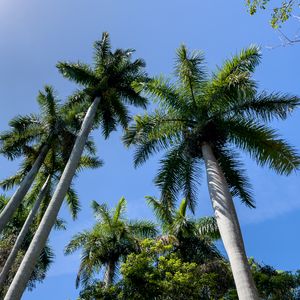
[{"xmin": 76, "ymin": 239, "xmax": 300, "ymax": 300}]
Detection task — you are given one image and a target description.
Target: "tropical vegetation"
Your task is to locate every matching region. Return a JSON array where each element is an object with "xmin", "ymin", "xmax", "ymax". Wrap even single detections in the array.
[
  {"xmin": 123, "ymin": 44, "xmax": 299, "ymax": 299},
  {"xmin": 0, "ymin": 32, "xmax": 299, "ymax": 300}
]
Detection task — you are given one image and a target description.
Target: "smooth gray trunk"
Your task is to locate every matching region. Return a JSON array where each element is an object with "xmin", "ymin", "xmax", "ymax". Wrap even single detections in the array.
[
  {"xmin": 0, "ymin": 144, "xmax": 49, "ymax": 234},
  {"xmin": 4, "ymin": 97, "xmax": 100, "ymax": 300},
  {"xmin": 201, "ymin": 143, "xmax": 259, "ymax": 300},
  {"xmin": 0, "ymin": 175, "xmax": 51, "ymax": 288},
  {"xmin": 104, "ymin": 261, "xmax": 115, "ymax": 288}
]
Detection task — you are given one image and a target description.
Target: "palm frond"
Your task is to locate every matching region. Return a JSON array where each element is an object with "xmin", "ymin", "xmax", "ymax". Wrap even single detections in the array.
[
  {"xmin": 91, "ymin": 200, "xmax": 112, "ymax": 226},
  {"xmin": 37, "ymin": 85, "xmax": 59, "ymax": 119},
  {"xmin": 228, "ymin": 92, "xmax": 299, "ymax": 122},
  {"xmin": 0, "ymin": 171, "xmax": 25, "ymax": 190},
  {"xmin": 57, "ymin": 62, "xmax": 97, "ymax": 87},
  {"xmin": 64, "ymin": 232, "xmax": 89, "ymax": 255},
  {"xmin": 54, "ymin": 218, "xmax": 67, "ymax": 230},
  {"xmin": 226, "ymin": 118, "xmax": 300, "ymax": 175},
  {"xmin": 113, "ymin": 197, "xmax": 127, "ymax": 223},
  {"xmin": 94, "ymin": 32, "xmax": 112, "ymax": 70},
  {"xmin": 146, "ymin": 196, "xmax": 173, "ymax": 228},
  {"xmin": 196, "ymin": 216, "xmax": 220, "ymax": 240},
  {"xmin": 178, "ymin": 198, "xmax": 188, "ymax": 217},
  {"xmin": 216, "ymin": 146, "xmax": 255, "ymax": 207},
  {"xmin": 175, "ymin": 44, "xmax": 207, "ymax": 88},
  {"xmin": 78, "ymin": 155, "xmax": 103, "ymax": 172},
  {"xmin": 215, "ymin": 45, "xmax": 261, "ymax": 82},
  {"xmin": 154, "ymin": 144, "xmax": 188, "ymax": 209},
  {"xmin": 128, "ymin": 220, "xmax": 158, "ymax": 238},
  {"xmin": 65, "ymin": 187, "xmax": 81, "ymax": 220},
  {"xmin": 124, "ymin": 112, "xmax": 182, "ymax": 167}
]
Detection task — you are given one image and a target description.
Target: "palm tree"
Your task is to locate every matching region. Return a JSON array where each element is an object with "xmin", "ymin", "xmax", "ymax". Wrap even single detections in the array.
[
  {"xmin": 4, "ymin": 32, "xmax": 147, "ymax": 300},
  {"xmin": 147, "ymin": 197, "xmax": 221, "ymax": 264},
  {"xmin": 0, "ymin": 148, "xmax": 102, "ymax": 287},
  {"xmin": 123, "ymin": 45, "xmax": 300, "ymax": 299},
  {"xmin": 65, "ymin": 197, "xmax": 157, "ymax": 288},
  {"xmin": 0, "ymin": 85, "xmax": 83, "ymax": 233},
  {"xmin": 0, "ymin": 195, "xmax": 55, "ymax": 297}
]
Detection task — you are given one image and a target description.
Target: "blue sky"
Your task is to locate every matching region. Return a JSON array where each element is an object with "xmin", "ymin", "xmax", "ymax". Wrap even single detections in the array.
[{"xmin": 0, "ymin": 0, "xmax": 299, "ymax": 299}]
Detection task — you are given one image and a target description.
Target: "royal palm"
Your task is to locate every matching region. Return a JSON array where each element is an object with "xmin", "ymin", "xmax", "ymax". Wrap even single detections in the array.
[
  {"xmin": 65, "ymin": 197, "xmax": 157, "ymax": 288},
  {"xmin": 5, "ymin": 32, "xmax": 147, "ymax": 300},
  {"xmin": 123, "ymin": 45, "xmax": 299, "ymax": 299}
]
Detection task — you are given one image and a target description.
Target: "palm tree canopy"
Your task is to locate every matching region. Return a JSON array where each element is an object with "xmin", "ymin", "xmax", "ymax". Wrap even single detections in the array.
[
  {"xmin": 64, "ymin": 197, "xmax": 157, "ymax": 288},
  {"xmin": 147, "ymin": 196, "xmax": 220, "ymax": 239},
  {"xmin": 124, "ymin": 45, "xmax": 300, "ymax": 212},
  {"xmin": 147, "ymin": 197, "xmax": 221, "ymax": 264},
  {"xmin": 0, "ymin": 86, "xmax": 103, "ymax": 219},
  {"xmin": 56, "ymin": 32, "xmax": 148, "ymax": 139},
  {"xmin": 0, "ymin": 86, "xmax": 73, "ymax": 160}
]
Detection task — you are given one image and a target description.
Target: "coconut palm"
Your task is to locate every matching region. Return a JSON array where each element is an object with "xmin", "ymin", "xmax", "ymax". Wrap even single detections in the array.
[
  {"xmin": 0, "ymin": 195, "xmax": 55, "ymax": 297},
  {"xmin": 123, "ymin": 45, "xmax": 300, "ymax": 299},
  {"xmin": 4, "ymin": 33, "xmax": 147, "ymax": 300},
  {"xmin": 0, "ymin": 85, "xmax": 85, "ymax": 233},
  {"xmin": 0, "ymin": 148, "xmax": 102, "ymax": 287},
  {"xmin": 65, "ymin": 197, "xmax": 157, "ymax": 289}
]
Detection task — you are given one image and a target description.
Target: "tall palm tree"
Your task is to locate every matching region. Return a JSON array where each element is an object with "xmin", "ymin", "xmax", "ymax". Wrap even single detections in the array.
[
  {"xmin": 0, "ymin": 149, "xmax": 102, "ymax": 287},
  {"xmin": 123, "ymin": 45, "xmax": 300, "ymax": 299},
  {"xmin": 4, "ymin": 32, "xmax": 147, "ymax": 300},
  {"xmin": 65, "ymin": 197, "xmax": 157, "ymax": 288},
  {"xmin": 0, "ymin": 85, "xmax": 83, "ymax": 233}
]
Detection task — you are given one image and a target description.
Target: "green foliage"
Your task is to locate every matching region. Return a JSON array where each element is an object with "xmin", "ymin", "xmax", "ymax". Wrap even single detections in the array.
[
  {"xmin": 65, "ymin": 197, "xmax": 157, "ymax": 288},
  {"xmin": 77, "ymin": 240, "xmax": 300, "ymax": 300},
  {"xmin": 0, "ymin": 195, "xmax": 54, "ymax": 297},
  {"xmin": 57, "ymin": 32, "xmax": 148, "ymax": 139},
  {"xmin": 246, "ymin": 0, "xmax": 299, "ymax": 28},
  {"xmin": 124, "ymin": 44, "xmax": 300, "ymax": 211},
  {"xmin": 0, "ymin": 86, "xmax": 103, "ymax": 220},
  {"xmin": 78, "ymin": 239, "xmax": 233, "ymax": 300},
  {"xmin": 249, "ymin": 258, "xmax": 300, "ymax": 299}
]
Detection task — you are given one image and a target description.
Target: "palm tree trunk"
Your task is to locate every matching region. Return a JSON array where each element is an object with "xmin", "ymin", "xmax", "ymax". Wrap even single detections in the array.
[
  {"xmin": 0, "ymin": 144, "xmax": 49, "ymax": 234},
  {"xmin": 0, "ymin": 175, "xmax": 51, "ymax": 288},
  {"xmin": 4, "ymin": 97, "xmax": 100, "ymax": 300},
  {"xmin": 201, "ymin": 142, "xmax": 259, "ymax": 300},
  {"xmin": 104, "ymin": 260, "xmax": 115, "ymax": 288}
]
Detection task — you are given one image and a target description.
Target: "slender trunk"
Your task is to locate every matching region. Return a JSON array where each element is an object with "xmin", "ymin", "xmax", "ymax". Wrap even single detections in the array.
[
  {"xmin": 4, "ymin": 97, "xmax": 100, "ymax": 300},
  {"xmin": 104, "ymin": 260, "xmax": 115, "ymax": 288},
  {"xmin": 0, "ymin": 144, "xmax": 49, "ymax": 233},
  {"xmin": 201, "ymin": 143, "xmax": 259, "ymax": 300},
  {"xmin": 0, "ymin": 175, "xmax": 51, "ymax": 288}
]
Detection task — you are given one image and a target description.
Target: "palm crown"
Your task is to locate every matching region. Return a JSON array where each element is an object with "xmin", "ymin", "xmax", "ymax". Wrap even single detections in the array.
[
  {"xmin": 65, "ymin": 197, "xmax": 157, "ymax": 288},
  {"xmin": 0, "ymin": 85, "xmax": 80, "ymax": 160},
  {"xmin": 147, "ymin": 197, "xmax": 221, "ymax": 263},
  {"xmin": 124, "ymin": 45, "xmax": 300, "ymax": 211},
  {"xmin": 57, "ymin": 32, "xmax": 148, "ymax": 138}
]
